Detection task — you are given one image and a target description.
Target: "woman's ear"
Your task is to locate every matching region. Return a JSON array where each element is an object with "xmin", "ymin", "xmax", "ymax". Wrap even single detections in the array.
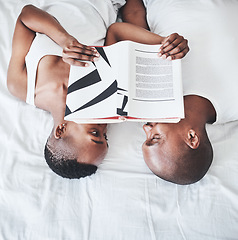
[
  {"xmin": 184, "ymin": 129, "xmax": 200, "ymax": 149},
  {"xmin": 54, "ymin": 123, "xmax": 66, "ymax": 139}
]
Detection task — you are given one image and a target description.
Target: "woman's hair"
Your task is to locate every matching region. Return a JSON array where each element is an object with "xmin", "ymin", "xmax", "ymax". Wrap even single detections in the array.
[{"xmin": 44, "ymin": 140, "xmax": 97, "ymax": 179}]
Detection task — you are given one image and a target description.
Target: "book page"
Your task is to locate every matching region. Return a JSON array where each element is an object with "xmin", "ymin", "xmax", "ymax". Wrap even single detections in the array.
[
  {"xmin": 103, "ymin": 41, "xmax": 131, "ymax": 117},
  {"xmin": 128, "ymin": 42, "xmax": 184, "ymax": 120},
  {"xmin": 64, "ymin": 47, "xmax": 118, "ymax": 122}
]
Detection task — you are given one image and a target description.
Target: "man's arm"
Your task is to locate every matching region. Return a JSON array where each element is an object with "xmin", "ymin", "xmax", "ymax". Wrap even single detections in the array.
[
  {"xmin": 115, "ymin": 0, "xmax": 189, "ymax": 60},
  {"xmin": 121, "ymin": 0, "xmax": 149, "ymax": 30},
  {"xmin": 105, "ymin": 22, "xmax": 189, "ymax": 60}
]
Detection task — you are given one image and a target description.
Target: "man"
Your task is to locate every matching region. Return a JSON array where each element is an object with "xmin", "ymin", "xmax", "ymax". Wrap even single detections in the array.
[{"xmin": 122, "ymin": 0, "xmax": 238, "ymax": 185}]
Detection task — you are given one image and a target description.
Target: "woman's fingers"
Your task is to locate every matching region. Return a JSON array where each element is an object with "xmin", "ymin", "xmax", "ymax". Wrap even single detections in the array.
[
  {"xmin": 62, "ymin": 49, "xmax": 99, "ymax": 61},
  {"xmin": 62, "ymin": 57, "xmax": 90, "ymax": 67},
  {"xmin": 65, "ymin": 44, "xmax": 99, "ymax": 57},
  {"xmin": 62, "ymin": 44, "xmax": 100, "ymax": 66}
]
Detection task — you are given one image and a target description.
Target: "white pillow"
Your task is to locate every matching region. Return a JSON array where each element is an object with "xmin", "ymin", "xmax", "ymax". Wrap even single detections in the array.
[
  {"xmin": 144, "ymin": 0, "xmax": 238, "ymax": 124},
  {"xmin": 41, "ymin": 0, "xmax": 124, "ymax": 46}
]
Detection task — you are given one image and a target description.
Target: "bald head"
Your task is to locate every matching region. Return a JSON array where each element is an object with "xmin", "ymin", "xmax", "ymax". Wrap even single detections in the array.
[{"xmin": 142, "ymin": 123, "xmax": 213, "ymax": 185}]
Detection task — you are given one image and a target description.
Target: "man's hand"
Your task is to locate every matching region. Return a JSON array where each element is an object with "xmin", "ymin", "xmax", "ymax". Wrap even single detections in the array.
[
  {"xmin": 62, "ymin": 36, "xmax": 100, "ymax": 67},
  {"xmin": 159, "ymin": 33, "xmax": 189, "ymax": 60}
]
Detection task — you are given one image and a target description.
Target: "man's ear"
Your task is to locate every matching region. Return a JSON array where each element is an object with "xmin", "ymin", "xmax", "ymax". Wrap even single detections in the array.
[
  {"xmin": 184, "ymin": 129, "xmax": 200, "ymax": 149},
  {"xmin": 54, "ymin": 123, "xmax": 66, "ymax": 139}
]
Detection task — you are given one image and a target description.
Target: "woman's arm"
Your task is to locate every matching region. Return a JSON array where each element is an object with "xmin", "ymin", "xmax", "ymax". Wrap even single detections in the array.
[
  {"xmin": 7, "ymin": 5, "xmax": 98, "ymax": 101},
  {"xmin": 120, "ymin": 0, "xmax": 149, "ymax": 30},
  {"xmin": 7, "ymin": 6, "xmax": 36, "ymax": 101},
  {"xmin": 105, "ymin": 22, "xmax": 189, "ymax": 60},
  {"xmin": 18, "ymin": 5, "xmax": 99, "ymax": 63}
]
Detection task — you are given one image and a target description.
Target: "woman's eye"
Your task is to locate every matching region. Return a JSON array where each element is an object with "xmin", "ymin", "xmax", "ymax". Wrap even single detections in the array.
[
  {"xmin": 91, "ymin": 131, "xmax": 99, "ymax": 137},
  {"xmin": 104, "ymin": 134, "xmax": 108, "ymax": 141}
]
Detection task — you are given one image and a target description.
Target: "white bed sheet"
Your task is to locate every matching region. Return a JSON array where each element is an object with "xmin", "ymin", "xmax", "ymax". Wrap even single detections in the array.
[{"xmin": 0, "ymin": 0, "xmax": 238, "ymax": 239}]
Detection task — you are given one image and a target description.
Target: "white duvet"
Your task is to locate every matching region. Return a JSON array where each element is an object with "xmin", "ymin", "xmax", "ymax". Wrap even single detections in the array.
[{"xmin": 0, "ymin": 0, "xmax": 238, "ymax": 239}]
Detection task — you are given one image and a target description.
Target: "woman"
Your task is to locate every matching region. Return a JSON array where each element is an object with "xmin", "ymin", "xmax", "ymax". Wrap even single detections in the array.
[{"xmin": 7, "ymin": 4, "xmax": 111, "ymax": 179}]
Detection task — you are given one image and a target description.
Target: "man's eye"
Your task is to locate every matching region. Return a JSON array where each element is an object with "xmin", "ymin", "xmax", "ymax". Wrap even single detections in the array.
[
  {"xmin": 152, "ymin": 134, "xmax": 161, "ymax": 140},
  {"xmin": 145, "ymin": 122, "xmax": 157, "ymax": 127}
]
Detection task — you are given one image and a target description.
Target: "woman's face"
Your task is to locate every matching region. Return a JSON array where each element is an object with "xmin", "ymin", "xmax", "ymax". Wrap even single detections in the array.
[{"xmin": 56, "ymin": 122, "xmax": 108, "ymax": 166}]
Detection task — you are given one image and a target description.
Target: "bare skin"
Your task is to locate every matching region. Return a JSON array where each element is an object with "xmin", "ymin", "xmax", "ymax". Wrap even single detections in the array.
[
  {"xmin": 143, "ymin": 95, "xmax": 216, "ymax": 150},
  {"xmin": 142, "ymin": 95, "xmax": 216, "ymax": 184},
  {"xmin": 7, "ymin": 5, "xmax": 107, "ymax": 165},
  {"xmin": 119, "ymin": 0, "xmax": 189, "ymax": 60},
  {"xmin": 121, "ymin": 0, "xmax": 150, "ymax": 30}
]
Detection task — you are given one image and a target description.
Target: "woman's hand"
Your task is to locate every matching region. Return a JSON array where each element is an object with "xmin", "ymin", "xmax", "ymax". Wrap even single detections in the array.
[
  {"xmin": 62, "ymin": 36, "xmax": 99, "ymax": 67},
  {"xmin": 159, "ymin": 33, "xmax": 189, "ymax": 60}
]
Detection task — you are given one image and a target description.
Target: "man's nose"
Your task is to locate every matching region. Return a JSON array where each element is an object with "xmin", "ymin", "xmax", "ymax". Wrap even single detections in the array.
[
  {"xmin": 143, "ymin": 122, "xmax": 156, "ymax": 129},
  {"xmin": 143, "ymin": 124, "xmax": 153, "ymax": 139}
]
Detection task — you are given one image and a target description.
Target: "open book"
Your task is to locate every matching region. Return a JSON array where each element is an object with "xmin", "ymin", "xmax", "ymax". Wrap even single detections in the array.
[{"xmin": 65, "ymin": 40, "xmax": 184, "ymax": 123}]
